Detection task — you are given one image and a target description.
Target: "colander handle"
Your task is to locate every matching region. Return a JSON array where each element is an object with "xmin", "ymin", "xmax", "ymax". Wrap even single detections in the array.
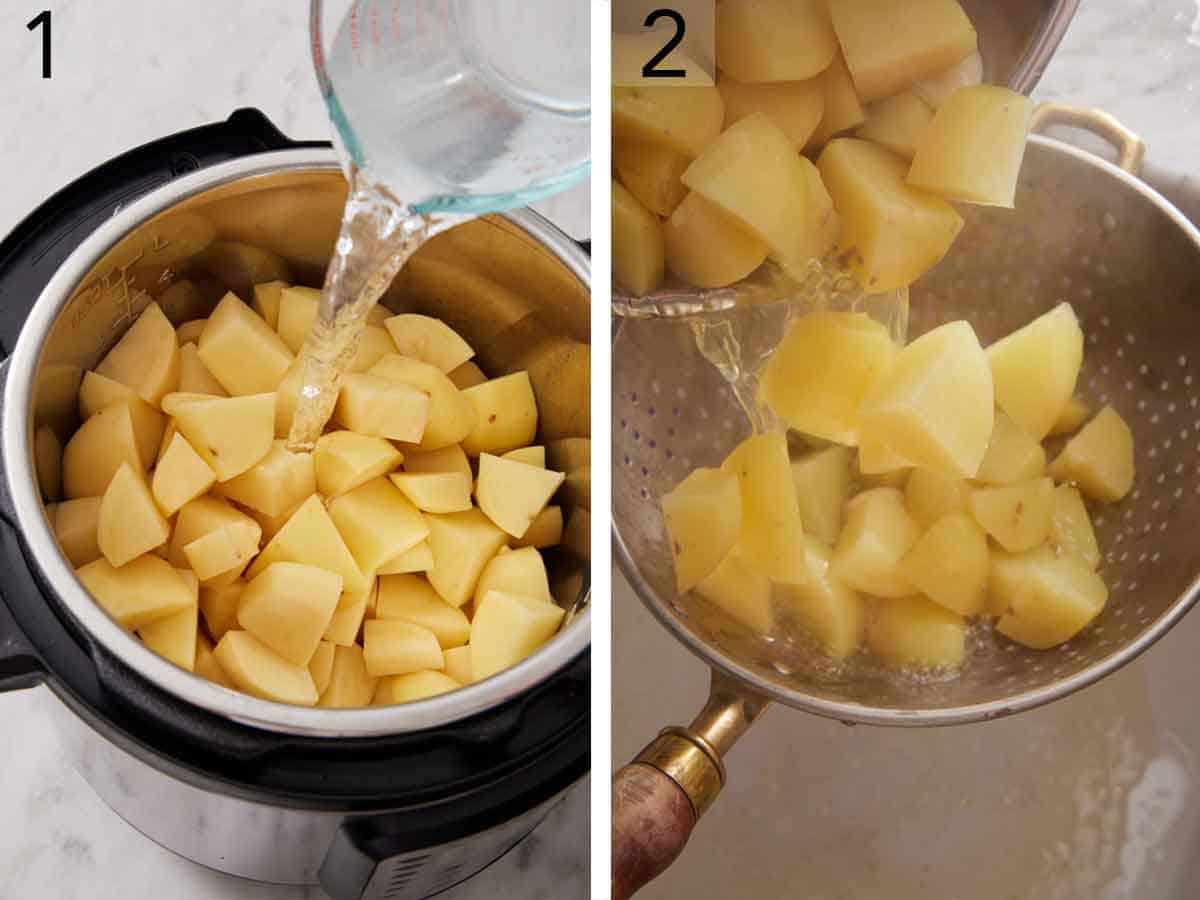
[{"xmin": 1030, "ymin": 103, "xmax": 1146, "ymax": 175}]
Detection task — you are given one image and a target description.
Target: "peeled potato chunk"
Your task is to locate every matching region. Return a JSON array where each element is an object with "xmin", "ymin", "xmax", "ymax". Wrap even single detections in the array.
[
  {"xmin": 362, "ymin": 619, "xmax": 443, "ymax": 677},
  {"xmin": 991, "ymin": 548, "xmax": 1107, "ymax": 649},
  {"xmin": 326, "ymin": 477, "xmax": 429, "ymax": 576},
  {"xmin": 138, "ymin": 579, "xmax": 198, "ymax": 671},
  {"xmin": 151, "ymin": 433, "xmax": 216, "ymax": 516},
  {"xmin": 470, "ymin": 591, "xmax": 564, "ymax": 681},
  {"xmin": 98, "ymin": 464, "xmax": 170, "ymax": 568},
  {"xmin": 373, "ymin": 671, "xmax": 460, "ymax": 705},
  {"xmin": 443, "ymin": 645, "xmax": 474, "ymax": 685},
  {"xmin": 695, "ymin": 550, "xmax": 774, "ymax": 634},
  {"xmin": 175, "ymin": 318, "xmax": 209, "ymax": 347},
  {"xmin": 975, "ymin": 411, "xmax": 1046, "ymax": 485},
  {"xmin": 389, "ymin": 472, "xmax": 472, "ymax": 514},
  {"xmin": 760, "ymin": 311, "xmax": 897, "ymax": 446},
  {"xmin": 968, "ymin": 477, "xmax": 1055, "ymax": 553},
  {"xmin": 199, "ymin": 580, "xmax": 245, "ymax": 642},
  {"xmin": 169, "ymin": 392, "xmax": 275, "ymax": 482},
  {"xmin": 612, "ymin": 179, "xmax": 665, "ymax": 298},
  {"xmin": 55, "ymin": 497, "xmax": 103, "ymax": 567},
  {"xmin": 1048, "ymin": 405, "xmax": 1135, "ymax": 503},
  {"xmin": 831, "ymin": 488, "xmax": 918, "ymax": 598},
  {"xmin": 238, "ymin": 562, "xmax": 342, "ymax": 665},
  {"xmin": 868, "ymin": 595, "xmax": 965, "ymax": 669},
  {"xmin": 856, "ymin": 91, "xmax": 933, "ymax": 160},
  {"xmin": 780, "ymin": 537, "xmax": 866, "ymax": 658},
  {"xmin": 183, "ymin": 520, "xmax": 261, "ymax": 584},
  {"xmin": 402, "ymin": 443, "xmax": 473, "ymax": 481},
  {"xmin": 908, "ymin": 86, "xmax": 1033, "ymax": 208},
  {"xmin": 77, "ymin": 371, "xmax": 166, "ymax": 469},
  {"xmin": 213, "ymin": 630, "xmax": 318, "ymax": 706},
  {"xmin": 95, "ymin": 302, "xmax": 180, "ymax": 406},
  {"xmin": 325, "ymin": 581, "xmax": 374, "ymax": 646},
  {"xmin": 377, "ymin": 540, "xmax": 435, "ymax": 575},
  {"xmin": 502, "ymin": 446, "xmax": 545, "ymax": 467},
  {"xmin": 248, "ymin": 494, "xmax": 369, "ymax": 594},
  {"xmin": 196, "ymin": 632, "xmax": 234, "ymax": 687},
  {"xmin": 317, "ymin": 644, "xmax": 377, "ymax": 708},
  {"xmin": 377, "ymin": 574, "xmax": 471, "ymax": 648},
  {"xmin": 718, "ymin": 76, "xmax": 824, "ymax": 150},
  {"xmin": 664, "ymin": 192, "xmax": 769, "ymax": 289},
  {"xmin": 474, "ymin": 546, "xmax": 553, "ymax": 607},
  {"xmin": 197, "ymin": 292, "xmax": 293, "ymax": 395},
  {"xmin": 1050, "ymin": 485, "xmax": 1101, "ymax": 569},
  {"xmin": 459, "ymin": 372, "xmax": 538, "ymax": 456},
  {"xmin": 1049, "ymin": 396, "xmax": 1090, "ymax": 437},
  {"xmin": 806, "ymin": 52, "xmax": 866, "ymax": 150},
  {"xmin": 716, "ymin": 0, "xmax": 837, "ymax": 83},
  {"xmin": 513, "ymin": 506, "xmax": 564, "ymax": 550},
  {"xmin": 818, "ymin": 138, "xmax": 963, "ymax": 292},
  {"xmin": 178, "ymin": 343, "xmax": 228, "ymax": 396},
  {"xmin": 369, "ymin": 354, "xmax": 476, "ymax": 450},
  {"xmin": 904, "ymin": 468, "xmax": 970, "ymax": 529},
  {"xmin": 275, "ymin": 286, "xmax": 321, "ymax": 354},
  {"xmin": 308, "ymin": 640, "xmax": 336, "ymax": 695},
  {"xmin": 252, "ymin": 280, "xmax": 286, "ymax": 328},
  {"xmin": 214, "ymin": 439, "xmax": 315, "ymax": 518},
  {"xmin": 313, "ymin": 430, "xmax": 402, "ymax": 498},
  {"xmin": 791, "ymin": 445, "xmax": 852, "ymax": 544},
  {"xmin": 425, "ymin": 508, "xmax": 508, "ymax": 607},
  {"xmin": 613, "ymin": 85, "xmax": 724, "ymax": 159},
  {"xmin": 615, "ymin": 141, "xmax": 689, "ymax": 218},
  {"xmin": 383, "ymin": 314, "xmax": 474, "ymax": 374},
  {"xmin": 986, "ymin": 303, "xmax": 1083, "ymax": 440},
  {"xmin": 448, "ymin": 362, "xmax": 488, "ymax": 390},
  {"xmin": 779, "ymin": 158, "xmax": 841, "ymax": 266},
  {"xmin": 475, "ymin": 454, "xmax": 565, "ymax": 538},
  {"xmin": 334, "ymin": 373, "xmax": 430, "ymax": 444},
  {"xmin": 899, "ymin": 511, "xmax": 989, "ymax": 616},
  {"xmin": 168, "ymin": 495, "xmax": 259, "ymax": 568},
  {"xmin": 75, "ymin": 555, "xmax": 195, "ymax": 630},
  {"xmin": 721, "ymin": 433, "xmax": 808, "ymax": 585},
  {"xmin": 62, "ymin": 402, "xmax": 143, "ymax": 499}
]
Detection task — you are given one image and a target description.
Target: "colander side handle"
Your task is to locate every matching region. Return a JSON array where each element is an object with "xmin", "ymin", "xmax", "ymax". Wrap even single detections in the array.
[{"xmin": 1030, "ymin": 103, "xmax": 1146, "ymax": 175}]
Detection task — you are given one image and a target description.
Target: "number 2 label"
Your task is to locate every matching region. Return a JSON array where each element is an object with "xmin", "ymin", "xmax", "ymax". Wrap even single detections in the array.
[{"xmin": 641, "ymin": 9, "xmax": 687, "ymax": 79}]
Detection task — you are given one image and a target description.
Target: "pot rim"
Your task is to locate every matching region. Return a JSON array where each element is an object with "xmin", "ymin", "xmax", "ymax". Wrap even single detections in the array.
[{"xmin": 3, "ymin": 148, "xmax": 591, "ymax": 738}]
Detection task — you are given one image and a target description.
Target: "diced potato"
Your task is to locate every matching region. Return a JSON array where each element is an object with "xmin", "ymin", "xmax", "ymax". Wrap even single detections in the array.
[
  {"xmin": 317, "ymin": 644, "xmax": 377, "ymax": 708},
  {"xmin": 377, "ymin": 574, "xmax": 471, "ymax": 648},
  {"xmin": 1050, "ymin": 485, "xmax": 1101, "ymax": 569},
  {"xmin": 373, "ymin": 671, "xmax": 459, "ymax": 704},
  {"xmin": 991, "ymin": 548, "xmax": 1107, "ymax": 648},
  {"xmin": 98, "ymin": 464, "xmax": 170, "ymax": 568},
  {"xmin": 904, "ymin": 468, "xmax": 970, "ymax": 528},
  {"xmin": 459, "ymin": 373, "xmax": 538, "ymax": 456},
  {"xmin": 183, "ymin": 520, "xmax": 261, "ymax": 584},
  {"xmin": 213, "ymin": 630, "xmax": 317, "ymax": 706},
  {"xmin": 616, "ymin": 143, "xmax": 689, "ymax": 222},
  {"xmin": 664, "ymin": 192, "xmax": 768, "ymax": 289},
  {"xmin": 214, "ymin": 439, "xmax": 315, "ymax": 516},
  {"xmin": 327, "ymin": 477, "xmax": 429, "ymax": 575},
  {"xmin": 178, "ymin": 343, "xmax": 228, "ymax": 396},
  {"xmin": 199, "ymin": 580, "xmax": 245, "ymax": 642},
  {"xmin": 308, "ymin": 640, "xmax": 335, "ymax": 695},
  {"xmin": 77, "ymin": 371, "xmax": 165, "ymax": 469},
  {"xmin": 443, "ymin": 645, "xmax": 474, "ymax": 685},
  {"xmin": 855, "ymin": 433, "xmax": 916, "ymax": 478},
  {"xmin": 694, "ymin": 550, "xmax": 773, "ymax": 634},
  {"xmin": 62, "ymin": 403, "xmax": 143, "ymax": 499},
  {"xmin": 473, "ymin": 546, "xmax": 553, "ymax": 607},
  {"xmin": 244, "ymin": 501, "xmax": 304, "ymax": 544},
  {"xmin": 612, "ymin": 179, "xmax": 665, "ymax": 297},
  {"xmin": 475, "ymin": 454, "xmax": 565, "ymax": 538},
  {"xmin": 612, "ymin": 85, "xmax": 724, "ymax": 159},
  {"xmin": 817, "ymin": 138, "xmax": 963, "ymax": 292},
  {"xmin": 383, "ymin": 314, "xmax": 474, "ymax": 373},
  {"xmin": 1048, "ymin": 405, "xmax": 1135, "ymax": 503},
  {"xmin": 779, "ymin": 537, "xmax": 866, "ymax": 657},
  {"xmin": 247, "ymin": 494, "xmax": 369, "ymax": 593},
  {"xmin": 986, "ymin": 303, "xmax": 1083, "ymax": 440},
  {"xmin": 716, "ymin": 0, "xmax": 837, "ymax": 82},
  {"xmin": 334, "ymin": 373, "xmax": 430, "ymax": 443},
  {"xmin": 779, "ymin": 158, "xmax": 841, "ymax": 266},
  {"xmin": 717, "ymin": 77, "xmax": 824, "ymax": 150},
  {"xmin": 344, "ymin": 326, "xmax": 396, "ymax": 374},
  {"xmin": 908, "ymin": 86, "xmax": 1033, "ymax": 207},
  {"xmin": 195, "ymin": 632, "xmax": 235, "ymax": 688},
  {"xmin": 273, "ymin": 361, "xmax": 304, "ymax": 438},
  {"xmin": 722, "ymin": 432, "xmax": 809, "ymax": 585},
  {"xmin": 790, "ymin": 446, "xmax": 851, "ymax": 544},
  {"xmin": 448, "ymin": 362, "xmax": 488, "ymax": 390},
  {"xmin": 362, "ymin": 619, "xmax": 444, "ymax": 677},
  {"xmin": 898, "ymin": 511, "xmax": 988, "ymax": 615},
  {"xmin": 968, "ymin": 477, "xmax": 1055, "ymax": 553},
  {"xmin": 502, "ymin": 446, "xmax": 545, "ymax": 467},
  {"xmin": 197, "ymin": 292, "xmax": 293, "ymax": 395},
  {"xmin": 238, "ymin": 562, "xmax": 342, "ymax": 665},
  {"xmin": 760, "ymin": 311, "xmax": 897, "ymax": 445},
  {"xmin": 168, "ymin": 495, "xmax": 259, "ymax": 568},
  {"xmin": 76, "ymin": 555, "xmax": 195, "ymax": 630},
  {"xmin": 175, "ymin": 319, "xmax": 208, "ymax": 346},
  {"xmin": 169, "ymin": 392, "xmax": 275, "ymax": 481},
  {"xmin": 402, "ymin": 444, "xmax": 473, "ymax": 481},
  {"xmin": 546, "ymin": 437, "xmax": 591, "ymax": 474},
  {"xmin": 661, "ymin": 468, "xmax": 743, "ymax": 593},
  {"xmin": 830, "ymin": 487, "xmax": 919, "ymax": 598},
  {"xmin": 828, "ymin": 0, "xmax": 977, "ymax": 103},
  {"xmin": 35, "ymin": 425, "xmax": 61, "ymax": 501},
  {"xmin": 806, "ymin": 52, "xmax": 866, "ymax": 150},
  {"xmin": 425, "ymin": 508, "xmax": 508, "ymax": 607},
  {"xmin": 95, "ymin": 302, "xmax": 180, "ymax": 405},
  {"xmin": 975, "ymin": 411, "xmax": 1046, "ymax": 485},
  {"xmin": 913, "ymin": 51, "xmax": 982, "ymax": 109},
  {"xmin": 151, "ymin": 432, "xmax": 216, "ymax": 516},
  {"xmin": 55, "ymin": 497, "xmax": 103, "ymax": 567},
  {"xmin": 470, "ymin": 591, "xmax": 564, "ymax": 680},
  {"xmin": 1049, "ymin": 396, "xmax": 1091, "ymax": 437},
  {"xmin": 369, "ymin": 354, "xmax": 476, "ymax": 450},
  {"xmin": 868, "ymin": 595, "xmax": 966, "ymax": 668},
  {"xmin": 155, "ymin": 418, "xmax": 178, "ymax": 465},
  {"xmin": 275, "ymin": 286, "xmax": 321, "ymax": 355},
  {"xmin": 377, "ymin": 540, "xmax": 435, "ymax": 575},
  {"xmin": 513, "ymin": 506, "xmax": 564, "ymax": 550},
  {"xmin": 389, "ymin": 472, "xmax": 473, "ymax": 514},
  {"xmin": 252, "ymin": 280, "xmax": 286, "ymax": 329},
  {"xmin": 325, "ymin": 581, "xmax": 374, "ymax": 646},
  {"xmin": 856, "ymin": 91, "xmax": 933, "ymax": 159},
  {"xmin": 314, "ymin": 430, "xmax": 403, "ymax": 497},
  {"xmin": 139, "ymin": 600, "xmax": 198, "ymax": 672}
]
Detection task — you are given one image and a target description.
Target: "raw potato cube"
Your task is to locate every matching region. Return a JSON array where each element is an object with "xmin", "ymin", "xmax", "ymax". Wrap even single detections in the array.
[
  {"xmin": 470, "ymin": 591, "xmax": 564, "ymax": 680},
  {"xmin": 362, "ymin": 619, "xmax": 444, "ymax": 677},
  {"xmin": 975, "ymin": 411, "xmax": 1046, "ymax": 485},
  {"xmin": 384, "ymin": 314, "xmax": 474, "ymax": 373},
  {"xmin": 968, "ymin": 477, "xmax": 1055, "ymax": 553},
  {"xmin": 1050, "ymin": 485, "xmax": 1101, "ymax": 569},
  {"xmin": 664, "ymin": 192, "xmax": 768, "ymax": 289},
  {"xmin": 694, "ymin": 550, "xmax": 774, "ymax": 634},
  {"xmin": 612, "ymin": 179, "xmax": 664, "ymax": 297},
  {"xmin": 908, "ymin": 86, "xmax": 1033, "ymax": 207},
  {"xmin": 991, "ymin": 548, "xmax": 1107, "ymax": 648},
  {"xmin": 373, "ymin": 671, "xmax": 460, "ymax": 705},
  {"xmin": 273, "ymin": 362, "xmax": 304, "ymax": 438},
  {"xmin": 309, "ymin": 640, "xmax": 335, "ymax": 695},
  {"xmin": 35, "ymin": 425, "xmax": 61, "ymax": 501},
  {"xmin": 377, "ymin": 541, "xmax": 435, "ymax": 575},
  {"xmin": 1048, "ymin": 406, "xmax": 1135, "ymax": 503},
  {"xmin": 139, "ymin": 600, "xmax": 198, "ymax": 672},
  {"xmin": 859, "ymin": 320, "xmax": 993, "ymax": 478},
  {"xmin": 402, "ymin": 444, "xmax": 473, "ymax": 481},
  {"xmin": 779, "ymin": 537, "xmax": 866, "ymax": 658},
  {"xmin": 377, "ymin": 574, "xmax": 471, "ymax": 648},
  {"xmin": 195, "ymin": 633, "xmax": 235, "ymax": 688},
  {"xmin": 986, "ymin": 303, "xmax": 1083, "ymax": 440},
  {"xmin": 175, "ymin": 319, "xmax": 208, "ymax": 346},
  {"xmin": 806, "ymin": 52, "xmax": 865, "ymax": 150},
  {"xmin": 199, "ymin": 580, "xmax": 245, "ymax": 642},
  {"xmin": 77, "ymin": 371, "xmax": 166, "ymax": 468},
  {"xmin": 275, "ymin": 286, "xmax": 321, "ymax": 354},
  {"xmin": 169, "ymin": 392, "xmax": 275, "ymax": 482},
  {"xmin": 178, "ymin": 343, "xmax": 228, "ymax": 396},
  {"xmin": 318, "ymin": 644, "xmax": 377, "ymax": 708},
  {"xmin": 244, "ymin": 502, "xmax": 304, "ymax": 544},
  {"xmin": 62, "ymin": 403, "xmax": 143, "ymax": 499},
  {"xmin": 546, "ymin": 437, "xmax": 591, "ymax": 474},
  {"xmin": 1049, "ymin": 397, "xmax": 1090, "ymax": 437},
  {"xmin": 314, "ymin": 430, "xmax": 403, "ymax": 497},
  {"xmin": 213, "ymin": 630, "xmax": 318, "ymax": 706},
  {"xmin": 475, "ymin": 454, "xmax": 565, "ymax": 538},
  {"xmin": 513, "ymin": 506, "xmax": 564, "ymax": 550},
  {"xmin": 425, "ymin": 508, "xmax": 508, "ymax": 607},
  {"xmin": 904, "ymin": 468, "xmax": 970, "ymax": 528},
  {"xmin": 95, "ymin": 302, "xmax": 180, "ymax": 405},
  {"xmin": 99, "ymin": 464, "xmax": 170, "ymax": 568},
  {"xmin": 661, "ymin": 468, "xmax": 742, "ymax": 593},
  {"xmin": 247, "ymin": 494, "xmax": 369, "ymax": 593},
  {"xmin": 830, "ymin": 487, "xmax": 919, "ymax": 598},
  {"xmin": 252, "ymin": 280, "xmax": 286, "ymax": 329},
  {"xmin": 459, "ymin": 373, "xmax": 538, "ymax": 456},
  {"xmin": 151, "ymin": 432, "xmax": 216, "ymax": 516},
  {"xmin": 828, "ymin": 0, "xmax": 977, "ymax": 103},
  {"xmin": 183, "ymin": 521, "xmax": 261, "ymax": 583},
  {"xmin": 790, "ymin": 446, "xmax": 851, "ymax": 544},
  {"xmin": 818, "ymin": 138, "xmax": 963, "ymax": 292},
  {"xmin": 325, "ymin": 581, "xmax": 374, "ymax": 646},
  {"xmin": 55, "ymin": 497, "xmax": 103, "ymax": 567},
  {"xmin": 327, "ymin": 477, "xmax": 429, "ymax": 575},
  {"xmin": 76, "ymin": 555, "xmax": 195, "ymax": 630},
  {"xmin": 369, "ymin": 355, "xmax": 476, "ymax": 450},
  {"xmin": 760, "ymin": 312, "xmax": 897, "ymax": 445},
  {"xmin": 448, "ymin": 362, "xmax": 488, "ymax": 390},
  {"xmin": 197, "ymin": 292, "xmax": 293, "ymax": 395},
  {"xmin": 474, "ymin": 546, "xmax": 553, "ymax": 607},
  {"xmin": 238, "ymin": 562, "xmax": 342, "ymax": 665},
  {"xmin": 214, "ymin": 439, "xmax": 315, "ymax": 516},
  {"xmin": 389, "ymin": 472, "xmax": 472, "ymax": 514},
  {"xmin": 615, "ymin": 142, "xmax": 689, "ymax": 218},
  {"xmin": 502, "ymin": 446, "xmax": 545, "ymax": 468},
  {"xmin": 717, "ymin": 77, "xmax": 825, "ymax": 150},
  {"xmin": 334, "ymin": 373, "xmax": 430, "ymax": 444},
  {"xmin": 716, "ymin": 0, "xmax": 837, "ymax": 82},
  {"xmin": 613, "ymin": 85, "xmax": 724, "ymax": 159},
  {"xmin": 780, "ymin": 157, "xmax": 841, "ymax": 266},
  {"xmin": 722, "ymin": 433, "xmax": 809, "ymax": 585},
  {"xmin": 168, "ymin": 495, "xmax": 260, "ymax": 568},
  {"xmin": 868, "ymin": 595, "xmax": 966, "ymax": 668},
  {"xmin": 899, "ymin": 511, "xmax": 988, "ymax": 615},
  {"xmin": 856, "ymin": 91, "xmax": 933, "ymax": 160},
  {"xmin": 443, "ymin": 645, "xmax": 474, "ymax": 685}
]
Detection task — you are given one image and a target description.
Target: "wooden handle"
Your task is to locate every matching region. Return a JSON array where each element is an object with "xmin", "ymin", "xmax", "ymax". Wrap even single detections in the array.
[{"xmin": 611, "ymin": 762, "xmax": 697, "ymax": 900}]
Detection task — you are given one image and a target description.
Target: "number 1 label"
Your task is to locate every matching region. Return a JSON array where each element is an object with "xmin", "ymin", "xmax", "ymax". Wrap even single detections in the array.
[{"xmin": 27, "ymin": 10, "xmax": 51, "ymax": 79}]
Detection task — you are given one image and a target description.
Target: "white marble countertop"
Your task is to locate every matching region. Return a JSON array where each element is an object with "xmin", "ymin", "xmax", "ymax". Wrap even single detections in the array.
[{"xmin": 0, "ymin": 2, "xmax": 587, "ymax": 899}]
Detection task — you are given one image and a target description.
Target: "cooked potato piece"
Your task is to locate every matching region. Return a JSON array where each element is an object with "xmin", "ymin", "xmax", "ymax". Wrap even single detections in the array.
[
  {"xmin": 168, "ymin": 495, "xmax": 259, "ymax": 568},
  {"xmin": 991, "ymin": 548, "xmax": 1107, "ymax": 648},
  {"xmin": 362, "ymin": 619, "xmax": 443, "ymax": 677},
  {"xmin": 779, "ymin": 537, "xmax": 866, "ymax": 658},
  {"xmin": 348, "ymin": 327, "xmax": 398, "ymax": 374},
  {"xmin": 237, "ymin": 562, "xmax": 342, "ymax": 665},
  {"xmin": 828, "ymin": 0, "xmax": 977, "ymax": 103},
  {"xmin": 1048, "ymin": 406, "xmax": 1135, "ymax": 503},
  {"xmin": 904, "ymin": 468, "xmax": 970, "ymax": 529},
  {"xmin": 818, "ymin": 138, "xmax": 963, "ymax": 292},
  {"xmin": 274, "ymin": 286, "xmax": 321, "ymax": 354},
  {"xmin": 77, "ymin": 371, "xmax": 166, "ymax": 468},
  {"xmin": 76, "ymin": 555, "xmax": 195, "ymax": 630},
  {"xmin": 899, "ymin": 511, "xmax": 988, "ymax": 616},
  {"xmin": 402, "ymin": 443, "xmax": 473, "ymax": 481},
  {"xmin": 62, "ymin": 403, "xmax": 144, "ymax": 499},
  {"xmin": 790, "ymin": 446, "xmax": 852, "ymax": 544},
  {"xmin": 308, "ymin": 640, "xmax": 336, "ymax": 695},
  {"xmin": 660, "ymin": 468, "xmax": 741, "ymax": 593},
  {"xmin": 443, "ymin": 645, "xmax": 474, "ymax": 685},
  {"xmin": 243, "ymin": 501, "xmax": 305, "ymax": 544},
  {"xmin": 908, "ymin": 86, "xmax": 1032, "ymax": 207},
  {"xmin": 760, "ymin": 312, "xmax": 897, "ymax": 445},
  {"xmin": 195, "ymin": 632, "xmax": 235, "ymax": 688},
  {"xmin": 1049, "ymin": 396, "xmax": 1091, "ymax": 437},
  {"xmin": 324, "ymin": 582, "xmax": 374, "ymax": 646},
  {"xmin": 855, "ymin": 442, "xmax": 913, "ymax": 483},
  {"xmin": 55, "ymin": 497, "xmax": 103, "ymax": 567},
  {"xmin": 151, "ymin": 432, "xmax": 216, "ymax": 516},
  {"xmin": 369, "ymin": 354, "xmax": 476, "ymax": 450},
  {"xmin": 716, "ymin": 0, "xmax": 837, "ymax": 82},
  {"xmin": 470, "ymin": 590, "xmax": 564, "ymax": 680},
  {"xmin": 194, "ymin": 242, "xmax": 292, "ymax": 298},
  {"xmin": 778, "ymin": 158, "xmax": 841, "ymax": 267},
  {"xmin": 98, "ymin": 464, "xmax": 170, "ymax": 568},
  {"xmin": 869, "ymin": 595, "xmax": 965, "ymax": 668},
  {"xmin": 373, "ymin": 671, "xmax": 460, "ymax": 705},
  {"xmin": 178, "ymin": 343, "xmax": 228, "ymax": 396},
  {"xmin": 334, "ymin": 373, "xmax": 430, "ymax": 444},
  {"xmin": 975, "ymin": 411, "xmax": 1046, "ymax": 485},
  {"xmin": 213, "ymin": 630, "xmax": 317, "ymax": 706},
  {"xmin": 718, "ymin": 77, "xmax": 824, "ymax": 150},
  {"xmin": 326, "ymin": 477, "xmax": 428, "ymax": 575},
  {"xmin": 856, "ymin": 91, "xmax": 932, "ymax": 159},
  {"xmin": 247, "ymin": 494, "xmax": 369, "ymax": 593},
  {"xmin": 474, "ymin": 546, "xmax": 553, "ymax": 607},
  {"xmin": 913, "ymin": 51, "xmax": 982, "ymax": 109},
  {"xmin": 272, "ymin": 362, "xmax": 304, "ymax": 438},
  {"xmin": 459, "ymin": 373, "xmax": 538, "ymax": 456},
  {"xmin": 252, "ymin": 280, "xmax": 286, "ymax": 329},
  {"xmin": 317, "ymin": 644, "xmax": 377, "ymax": 708},
  {"xmin": 199, "ymin": 580, "xmax": 245, "ymax": 642},
  {"xmin": 425, "ymin": 508, "xmax": 508, "ymax": 607},
  {"xmin": 513, "ymin": 506, "xmax": 564, "ymax": 550},
  {"xmin": 612, "ymin": 179, "xmax": 665, "ymax": 298},
  {"xmin": 377, "ymin": 540, "xmax": 435, "ymax": 575},
  {"xmin": 475, "ymin": 454, "xmax": 565, "ymax": 538},
  {"xmin": 986, "ymin": 303, "xmax": 1083, "ymax": 440},
  {"xmin": 615, "ymin": 142, "xmax": 689, "ymax": 218},
  {"xmin": 183, "ymin": 520, "xmax": 261, "ymax": 584},
  {"xmin": 214, "ymin": 439, "xmax": 315, "ymax": 517},
  {"xmin": 175, "ymin": 319, "xmax": 208, "ymax": 346},
  {"xmin": 859, "ymin": 321, "xmax": 993, "ymax": 478},
  {"xmin": 95, "ymin": 302, "xmax": 180, "ymax": 405},
  {"xmin": 383, "ymin": 314, "xmax": 474, "ymax": 374},
  {"xmin": 502, "ymin": 446, "xmax": 545, "ymax": 468},
  {"xmin": 612, "ymin": 85, "xmax": 724, "ymax": 159},
  {"xmin": 169, "ymin": 392, "xmax": 275, "ymax": 482},
  {"xmin": 139, "ymin": 597, "xmax": 198, "ymax": 672},
  {"xmin": 34, "ymin": 425, "xmax": 62, "ymax": 501},
  {"xmin": 695, "ymin": 550, "xmax": 774, "ymax": 634},
  {"xmin": 1050, "ymin": 485, "xmax": 1101, "ymax": 569},
  {"xmin": 448, "ymin": 362, "xmax": 488, "ymax": 390},
  {"xmin": 830, "ymin": 488, "xmax": 919, "ymax": 598},
  {"xmin": 969, "ymin": 477, "xmax": 1055, "ymax": 553},
  {"xmin": 377, "ymin": 574, "xmax": 471, "ymax": 648},
  {"xmin": 806, "ymin": 52, "xmax": 866, "ymax": 150},
  {"xmin": 389, "ymin": 472, "xmax": 472, "ymax": 514},
  {"xmin": 664, "ymin": 192, "xmax": 769, "ymax": 289},
  {"xmin": 313, "ymin": 430, "xmax": 403, "ymax": 497},
  {"xmin": 197, "ymin": 292, "xmax": 293, "ymax": 395}
]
